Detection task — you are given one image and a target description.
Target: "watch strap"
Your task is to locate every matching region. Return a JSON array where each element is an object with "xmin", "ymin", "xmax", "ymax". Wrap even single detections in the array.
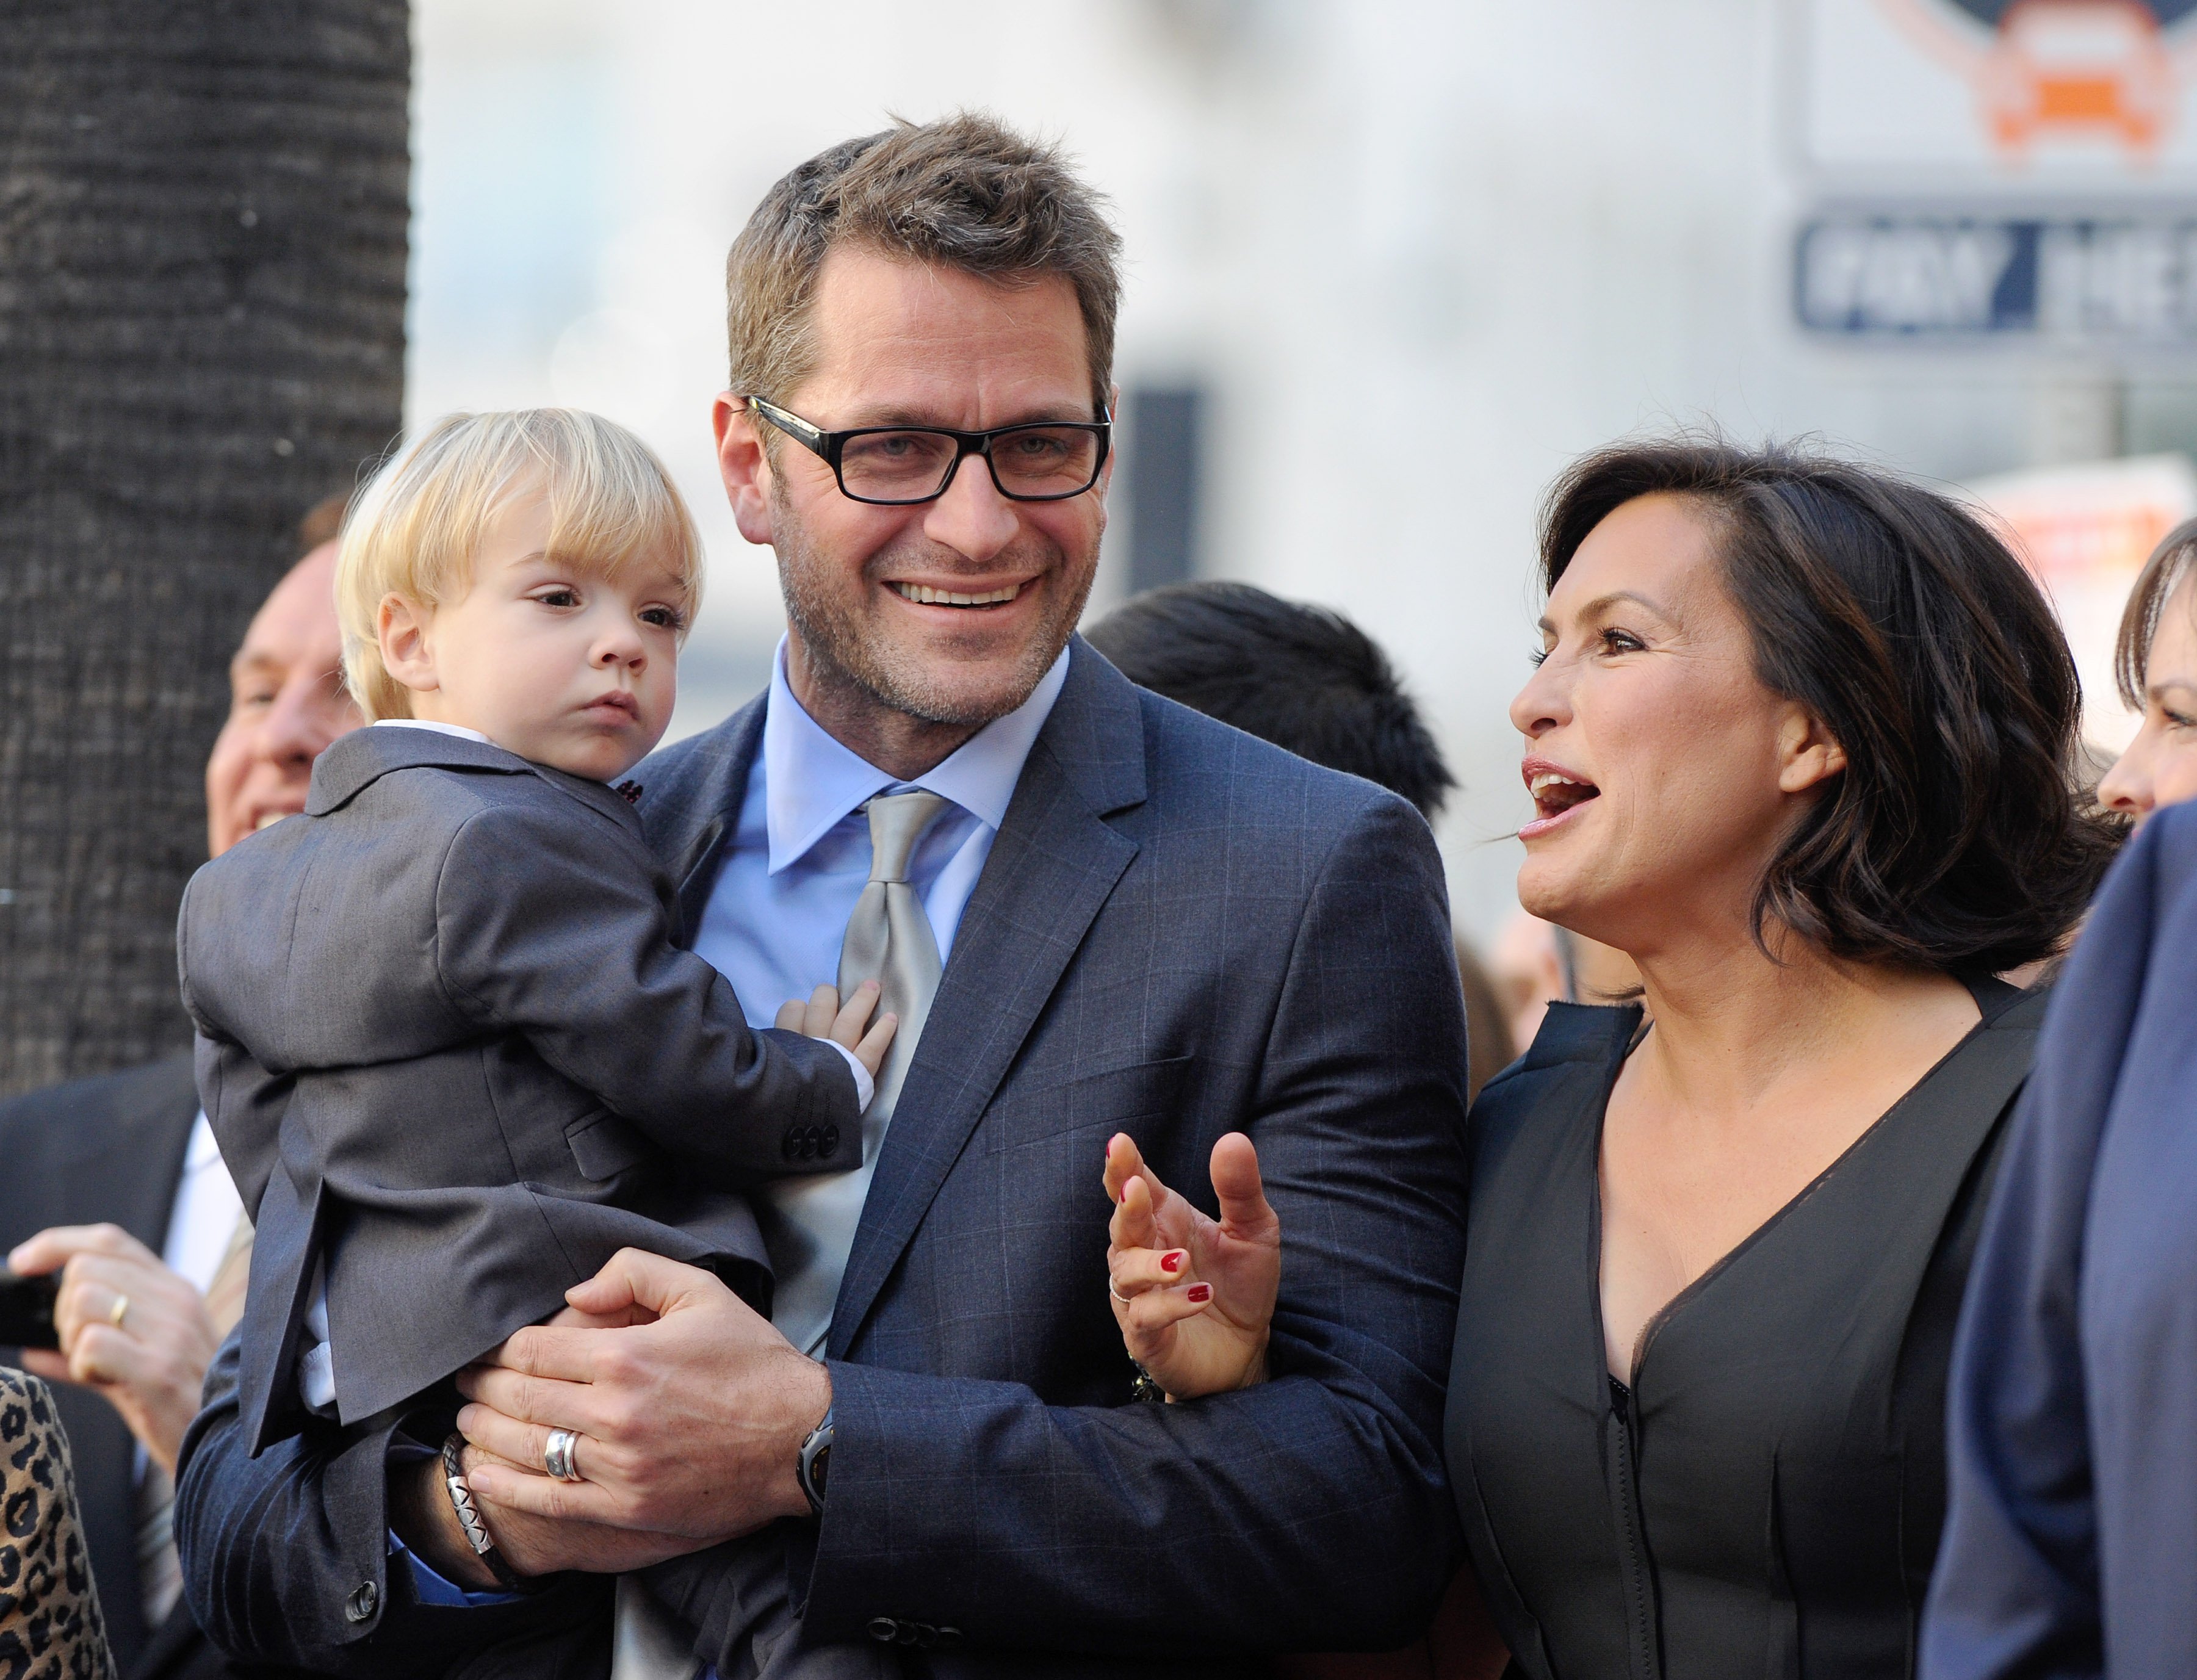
[{"xmin": 797, "ymin": 1407, "xmax": 835, "ymax": 1518}]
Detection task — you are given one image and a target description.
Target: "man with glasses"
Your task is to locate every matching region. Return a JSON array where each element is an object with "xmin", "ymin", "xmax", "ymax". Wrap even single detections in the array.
[{"xmin": 176, "ymin": 114, "xmax": 1471, "ymax": 1679}]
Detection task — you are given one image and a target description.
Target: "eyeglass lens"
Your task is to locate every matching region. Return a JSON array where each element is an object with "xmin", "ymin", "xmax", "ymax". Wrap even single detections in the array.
[{"xmin": 840, "ymin": 425, "xmax": 1102, "ymax": 502}]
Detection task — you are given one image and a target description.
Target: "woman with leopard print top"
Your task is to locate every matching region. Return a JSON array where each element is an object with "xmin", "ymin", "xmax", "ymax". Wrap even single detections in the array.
[{"xmin": 0, "ymin": 1368, "xmax": 114, "ymax": 1680}]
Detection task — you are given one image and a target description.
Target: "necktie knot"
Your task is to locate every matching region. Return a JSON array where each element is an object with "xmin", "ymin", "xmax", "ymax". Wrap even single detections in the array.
[{"xmin": 865, "ymin": 790, "xmax": 947, "ymax": 885}]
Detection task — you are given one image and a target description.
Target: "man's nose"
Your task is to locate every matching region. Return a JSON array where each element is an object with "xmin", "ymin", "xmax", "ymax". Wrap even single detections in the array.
[{"xmin": 922, "ymin": 453, "xmax": 1020, "ymax": 564}]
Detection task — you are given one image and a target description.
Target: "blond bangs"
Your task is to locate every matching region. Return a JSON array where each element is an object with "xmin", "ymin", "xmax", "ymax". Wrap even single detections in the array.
[{"xmin": 336, "ymin": 409, "xmax": 704, "ymax": 721}]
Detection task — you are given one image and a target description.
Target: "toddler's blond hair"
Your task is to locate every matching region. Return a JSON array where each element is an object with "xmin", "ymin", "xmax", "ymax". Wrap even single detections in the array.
[{"xmin": 336, "ymin": 409, "xmax": 705, "ymax": 721}]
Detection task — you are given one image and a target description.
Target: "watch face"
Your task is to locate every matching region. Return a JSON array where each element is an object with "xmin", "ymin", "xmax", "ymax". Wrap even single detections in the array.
[{"xmin": 811, "ymin": 1441, "xmax": 831, "ymax": 1494}]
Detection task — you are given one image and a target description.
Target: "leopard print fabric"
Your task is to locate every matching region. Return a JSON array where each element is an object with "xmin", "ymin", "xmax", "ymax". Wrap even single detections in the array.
[{"xmin": 0, "ymin": 1371, "xmax": 112, "ymax": 1680}]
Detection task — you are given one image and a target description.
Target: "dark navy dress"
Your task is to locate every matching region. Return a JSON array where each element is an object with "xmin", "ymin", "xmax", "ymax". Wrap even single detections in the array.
[{"xmin": 1447, "ymin": 979, "xmax": 2042, "ymax": 1680}]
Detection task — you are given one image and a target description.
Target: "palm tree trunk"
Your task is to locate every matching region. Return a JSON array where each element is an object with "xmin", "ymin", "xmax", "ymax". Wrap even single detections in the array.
[{"xmin": 0, "ymin": 1, "xmax": 409, "ymax": 1095}]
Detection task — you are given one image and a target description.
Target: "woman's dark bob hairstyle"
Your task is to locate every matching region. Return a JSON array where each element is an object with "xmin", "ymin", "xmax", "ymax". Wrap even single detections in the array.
[
  {"xmin": 2113, "ymin": 516, "xmax": 2197, "ymax": 708},
  {"xmin": 1540, "ymin": 436, "xmax": 2120, "ymax": 975}
]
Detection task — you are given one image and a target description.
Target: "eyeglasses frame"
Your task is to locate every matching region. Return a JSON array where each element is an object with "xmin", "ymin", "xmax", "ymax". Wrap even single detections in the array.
[{"xmin": 743, "ymin": 395, "xmax": 1113, "ymax": 506}]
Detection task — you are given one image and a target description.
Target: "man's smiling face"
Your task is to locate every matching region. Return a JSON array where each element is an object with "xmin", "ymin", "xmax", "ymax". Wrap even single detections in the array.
[{"xmin": 716, "ymin": 245, "xmax": 1111, "ymax": 770}]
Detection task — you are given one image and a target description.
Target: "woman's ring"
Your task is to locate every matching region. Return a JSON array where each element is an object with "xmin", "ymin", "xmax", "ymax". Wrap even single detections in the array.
[
  {"xmin": 107, "ymin": 1294, "xmax": 130, "ymax": 1330},
  {"xmin": 543, "ymin": 1427, "xmax": 583, "ymax": 1483},
  {"xmin": 1108, "ymin": 1279, "xmax": 1131, "ymax": 1306}
]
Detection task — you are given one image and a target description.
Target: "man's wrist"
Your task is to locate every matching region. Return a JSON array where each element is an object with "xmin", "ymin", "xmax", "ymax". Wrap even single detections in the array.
[
  {"xmin": 390, "ymin": 1457, "xmax": 500, "ymax": 1592},
  {"xmin": 777, "ymin": 1361, "xmax": 834, "ymax": 1521}
]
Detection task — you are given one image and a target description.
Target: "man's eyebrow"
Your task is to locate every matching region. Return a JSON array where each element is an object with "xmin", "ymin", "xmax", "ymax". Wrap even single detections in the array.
[{"xmin": 842, "ymin": 403, "xmax": 1096, "ymax": 430}]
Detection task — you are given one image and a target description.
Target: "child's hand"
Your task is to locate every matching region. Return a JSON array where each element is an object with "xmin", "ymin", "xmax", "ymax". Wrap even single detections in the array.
[
  {"xmin": 775, "ymin": 981, "xmax": 898, "ymax": 1080},
  {"xmin": 1102, "ymin": 1131, "xmax": 1280, "ymax": 1401}
]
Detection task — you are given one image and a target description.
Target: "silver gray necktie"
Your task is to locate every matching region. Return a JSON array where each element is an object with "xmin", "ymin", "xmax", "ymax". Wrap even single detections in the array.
[
  {"xmin": 613, "ymin": 795, "xmax": 948, "ymax": 1680},
  {"xmin": 757, "ymin": 790, "xmax": 948, "ymax": 1357}
]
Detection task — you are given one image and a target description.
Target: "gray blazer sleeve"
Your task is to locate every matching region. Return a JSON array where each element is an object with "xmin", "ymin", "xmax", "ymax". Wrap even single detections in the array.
[
  {"xmin": 431, "ymin": 799, "xmax": 859, "ymax": 1183},
  {"xmin": 788, "ymin": 795, "xmax": 1470, "ymax": 1655}
]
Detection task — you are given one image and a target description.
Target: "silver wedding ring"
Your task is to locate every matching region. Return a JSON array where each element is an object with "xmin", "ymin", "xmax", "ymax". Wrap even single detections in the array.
[
  {"xmin": 1108, "ymin": 1278, "xmax": 1131, "ymax": 1306},
  {"xmin": 543, "ymin": 1427, "xmax": 583, "ymax": 1483}
]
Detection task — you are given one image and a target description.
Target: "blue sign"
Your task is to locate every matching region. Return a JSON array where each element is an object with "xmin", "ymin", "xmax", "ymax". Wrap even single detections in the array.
[{"xmin": 1795, "ymin": 211, "xmax": 2197, "ymax": 342}]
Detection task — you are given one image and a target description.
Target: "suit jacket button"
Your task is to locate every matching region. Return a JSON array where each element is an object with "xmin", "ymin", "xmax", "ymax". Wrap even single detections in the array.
[
  {"xmin": 345, "ymin": 1579, "xmax": 378, "ymax": 1623},
  {"xmin": 867, "ymin": 1618, "xmax": 900, "ymax": 1643},
  {"xmin": 936, "ymin": 1627, "xmax": 963, "ymax": 1649},
  {"xmin": 782, "ymin": 1128, "xmax": 802, "ymax": 1162},
  {"xmin": 894, "ymin": 1622, "xmax": 923, "ymax": 1646},
  {"xmin": 819, "ymin": 1124, "xmax": 839, "ymax": 1158}
]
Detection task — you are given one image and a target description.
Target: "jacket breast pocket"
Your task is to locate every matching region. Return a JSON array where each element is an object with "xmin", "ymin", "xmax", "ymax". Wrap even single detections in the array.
[
  {"xmin": 981, "ymin": 1055, "xmax": 1192, "ymax": 1155},
  {"xmin": 565, "ymin": 1107, "xmax": 657, "ymax": 1182}
]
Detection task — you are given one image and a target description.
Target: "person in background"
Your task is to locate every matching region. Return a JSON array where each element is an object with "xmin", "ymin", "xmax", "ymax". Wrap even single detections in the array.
[
  {"xmin": 1109, "ymin": 438, "xmax": 2118, "ymax": 1680},
  {"xmin": 1085, "ymin": 580, "xmax": 1515, "ymax": 1098},
  {"xmin": 2095, "ymin": 517, "xmax": 2197, "ymax": 826},
  {"xmin": 0, "ymin": 495, "xmax": 356, "ymax": 1680},
  {"xmin": 0, "ymin": 1368, "xmax": 117, "ymax": 1678},
  {"xmin": 1086, "ymin": 579, "xmax": 1506, "ymax": 1680},
  {"xmin": 1921, "ymin": 515, "xmax": 2197, "ymax": 1679},
  {"xmin": 1486, "ymin": 912, "xmax": 1641, "ymax": 1053}
]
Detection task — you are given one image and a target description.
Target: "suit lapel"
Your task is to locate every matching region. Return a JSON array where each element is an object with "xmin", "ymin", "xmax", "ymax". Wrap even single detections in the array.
[
  {"xmin": 60, "ymin": 1057, "xmax": 199, "ymax": 1251},
  {"xmin": 830, "ymin": 643, "xmax": 1147, "ymax": 1356},
  {"xmin": 635, "ymin": 694, "xmax": 765, "ymax": 943}
]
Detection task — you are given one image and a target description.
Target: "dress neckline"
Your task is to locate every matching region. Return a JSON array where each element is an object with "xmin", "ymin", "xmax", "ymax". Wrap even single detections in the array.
[{"xmin": 1593, "ymin": 975, "xmax": 2024, "ymax": 1386}]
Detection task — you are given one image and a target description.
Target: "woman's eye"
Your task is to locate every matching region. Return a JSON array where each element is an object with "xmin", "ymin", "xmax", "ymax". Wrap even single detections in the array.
[
  {"xmin": 2166, "ymin": 708, "xmax": 2197, "ymax": 732},
  {"xmin": 1528, "ymin": 646, "xmax": 1551, "ymax": 669},
  {"xmin": 1598, "ymin": 628, "xmax": 1643, "ymax": 655}
]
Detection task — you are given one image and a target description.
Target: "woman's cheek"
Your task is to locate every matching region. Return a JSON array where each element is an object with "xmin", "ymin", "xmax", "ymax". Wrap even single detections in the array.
[{"xmin": 2151, "ymin": 739, "xmax": 2197, "ymax": 813}]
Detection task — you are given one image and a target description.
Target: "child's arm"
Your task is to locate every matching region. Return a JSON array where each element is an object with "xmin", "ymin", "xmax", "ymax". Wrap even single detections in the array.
[
  {"xmin": 1101, "ymin": 1131, "xmax": 1281, "ymax": 1401},
  {"xmin": 433, "ymin": 801, "xmax": 872, "ymax": 1184}
]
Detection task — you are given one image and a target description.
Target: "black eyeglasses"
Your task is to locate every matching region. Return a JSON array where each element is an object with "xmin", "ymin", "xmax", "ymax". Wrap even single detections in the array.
[{"xmin": 745, "ymin": 395, "xmax": 1111, "ymax": 506}]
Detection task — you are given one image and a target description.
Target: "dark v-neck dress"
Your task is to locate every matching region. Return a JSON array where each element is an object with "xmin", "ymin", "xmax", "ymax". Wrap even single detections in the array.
[{"xmin": 1445, "ymin": 979, "xmax": 2043, "ymax": 1680}]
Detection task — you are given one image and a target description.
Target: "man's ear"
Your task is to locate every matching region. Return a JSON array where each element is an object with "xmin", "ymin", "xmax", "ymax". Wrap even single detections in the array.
[
  {"xmin": 713, "ymin": 392, "xmax": 776, "ymax": 547},
  {"xmin": 1094, "ymin": 380, "xmax": 1123, "ymax": 502},
  {"xmin": 377, "ymin": 594, "xmax": 440, "ymax": 696},
  {"xmin": 1775, "ymin": 703, "xmax": 1848, "ymax": 795}
]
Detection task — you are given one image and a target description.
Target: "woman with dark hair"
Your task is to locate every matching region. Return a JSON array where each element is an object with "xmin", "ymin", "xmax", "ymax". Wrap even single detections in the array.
[{"xmin": 1104, "ymin": 438, "xmax": 2116, "ymax": 1680}]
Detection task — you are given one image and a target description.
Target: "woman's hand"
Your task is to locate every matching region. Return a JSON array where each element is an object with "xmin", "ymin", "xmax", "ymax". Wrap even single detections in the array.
[
  {"xmin": 7, "ymin": 1224, "xmax": 220, "ymax": 1476},
  {"xmin": 1102, "ymin": 1132, "xmax": 1280, "ymax": 1400}
]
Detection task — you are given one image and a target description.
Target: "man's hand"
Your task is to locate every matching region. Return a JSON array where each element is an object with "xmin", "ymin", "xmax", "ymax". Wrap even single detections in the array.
[
  {"xmin": 454, "ymin": 1249, "xmax": 829, "ymax": 1543},
  {"xmin": 7, "ymin": 1224, "xmax": 219, "ymax": 1475},
  {"xmin": 389, "ymin": 1450, "xmax": 698, "ymax": 1586}
]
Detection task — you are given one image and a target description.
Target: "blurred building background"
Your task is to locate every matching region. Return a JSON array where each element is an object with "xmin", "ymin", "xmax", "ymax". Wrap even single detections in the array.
[{"xmin": 405, "ymin": 0, "xmax": 2197, "ymax": 944}]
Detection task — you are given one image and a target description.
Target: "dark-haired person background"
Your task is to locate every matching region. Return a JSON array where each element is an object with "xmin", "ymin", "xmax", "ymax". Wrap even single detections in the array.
[
  {"xmin": 1921, "ymin": 514, "xmax": 2197, "ymax": 1680},
  {"xmin": 0, "ymin": 496, "xmax": 356, "ymax": 1680},
  {"xmin": 1108, "ymin": 438, "xmax": 2118, "ymax": 1679},
  {"xmin": 1085, "ymin": 581, "xmax": 1515, "ymax": 1101}
]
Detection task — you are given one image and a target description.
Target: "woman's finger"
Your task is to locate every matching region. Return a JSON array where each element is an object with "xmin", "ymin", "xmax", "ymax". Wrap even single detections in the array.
[
  {"xmin": 1109, "ymin": 1172, "xmax": 1161, "ymax": 1257},
  {"xmin": 1108, "ymin": 1246, "xmax": 1194, "ymax": 1298},
  {"xmin": 1120, "ymin": 1282, "xmax": 1215, "ymax": 1338},
  {"xmin": 1209, "ymin": 1132, "xmax": 1279, "ymax": 1242}
]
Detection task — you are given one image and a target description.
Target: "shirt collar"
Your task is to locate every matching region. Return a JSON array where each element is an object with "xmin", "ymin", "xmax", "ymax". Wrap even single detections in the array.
[
  {"xmin": 763, "ymin": 637, "xmax": 1070, "ymax": 874},
  {"xmin": 373, "ymin": 718, "xmax": 494, "ymax": 747}
]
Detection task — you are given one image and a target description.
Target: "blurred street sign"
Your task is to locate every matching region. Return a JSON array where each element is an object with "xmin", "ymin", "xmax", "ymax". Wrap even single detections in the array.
[
  {"xmin": 1795, "ymin": 0, "xmax": 2197, "ymax": 183},
  {"xmin": 1966, "ymin": 452, "xmax": 2197, "ymax": 744},
  {"xmin": 1795, "ymin": 210, "xmax": 2197, "ymax": 339}
]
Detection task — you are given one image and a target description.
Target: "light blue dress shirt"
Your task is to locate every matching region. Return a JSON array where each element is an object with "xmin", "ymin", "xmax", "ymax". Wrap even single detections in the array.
[{"xmin": 693, "ymin": 638, "xmax": 1069, "ymax": 1351}]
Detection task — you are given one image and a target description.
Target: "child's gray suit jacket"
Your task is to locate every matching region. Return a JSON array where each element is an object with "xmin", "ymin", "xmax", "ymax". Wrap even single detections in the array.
[{"xmin": 177, "ymin": 725, "xmax": 859, "ymax": 1454}]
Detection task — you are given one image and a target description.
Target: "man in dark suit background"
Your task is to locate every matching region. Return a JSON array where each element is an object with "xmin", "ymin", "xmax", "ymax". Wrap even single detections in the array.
[
  {"xmin": 0, "ymin": 502, "xmax": 358, "ymax": 1679},
  {"xmin": 175, "ymin": 115, "xmax": 1472, "ymax": 1677}
]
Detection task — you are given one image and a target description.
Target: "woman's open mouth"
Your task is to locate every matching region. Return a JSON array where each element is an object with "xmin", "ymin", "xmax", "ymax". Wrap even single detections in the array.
[{"xmin": 1520, "ymin": 761, "xmax": 1600, "ymax": 839}]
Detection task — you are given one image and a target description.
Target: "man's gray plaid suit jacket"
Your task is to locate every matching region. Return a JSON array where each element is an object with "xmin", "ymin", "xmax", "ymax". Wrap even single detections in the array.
[{"xmin": 175, "ymin": 638, "xmax": 1474, "ymax": 1677}]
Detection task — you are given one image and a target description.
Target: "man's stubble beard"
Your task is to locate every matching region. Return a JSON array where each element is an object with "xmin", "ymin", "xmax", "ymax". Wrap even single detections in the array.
[{"xmin": 772, "ymin": 479, "xmax": 1097, "ymax": 730}]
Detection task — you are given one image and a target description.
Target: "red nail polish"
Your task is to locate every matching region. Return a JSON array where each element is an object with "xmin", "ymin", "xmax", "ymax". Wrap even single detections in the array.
[
  {"xmin": 1187, "ymin": 1283, "xmax": 1212, "ymax": 1303},
  {"xmin": 1160, "ymin": 1252, "xmax": 1183, "ymax": 1274},
  {"xmin": 1119, "ymin": 1186, "xmax": 1129, "ymax": 1205}
]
